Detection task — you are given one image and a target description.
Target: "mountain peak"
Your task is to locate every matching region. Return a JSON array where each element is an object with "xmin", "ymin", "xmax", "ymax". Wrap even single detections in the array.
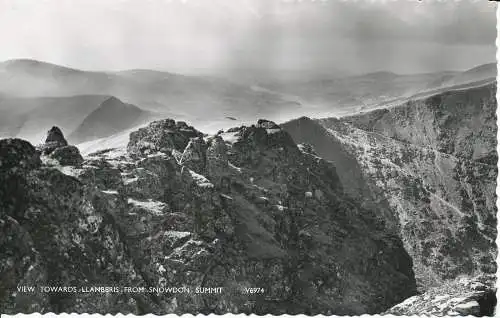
[
  {"xmin": 461, "ymin": 62, "xmax": 496, "ymax": 78},
  {"xmin": 464, "ymin": 62, "xmax": 496, "ymax": 73},
  {"xmin": 2, "ymin": 58, "xmax": 45, "ymax": 66},
  {"xmin": 1, "ymin": 58, "xmax": 81, "ymax": 74},
  {"xmin": 68, "ymin": 97, "xmax": 149, "ymax": 144},
  {"xmin": 101, "ymin": 96, "xmax": 124, "ymax": 106},
  {"xmin": 38, "ymin": 126, "xmax": 83, "ymax": 166},
  {"xmin": 256, "ymin": 119, "xmax": 280, "ymax": 129},
  {"xmin": 97, "ymin": 96, "xmax": 142, "ymax": 113}
]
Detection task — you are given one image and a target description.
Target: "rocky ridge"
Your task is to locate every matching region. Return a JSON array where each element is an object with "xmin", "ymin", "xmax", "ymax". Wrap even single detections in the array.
[
  {"xmin": 0, "ymin": 119, "xmax": 416, "ymax": 314},
  {"xmin": 282, "ymin": 83, "xmax": 497, "ymax": 316}
]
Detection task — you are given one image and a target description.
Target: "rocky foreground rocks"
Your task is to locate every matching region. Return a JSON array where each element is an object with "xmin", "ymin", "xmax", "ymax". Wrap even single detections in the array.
[
  {"xmin": 0, "ymin": 119, "xmax": 418, "ymax": 315},
  {"xmin": 39, "ymin": 126, "xmax": 68, "ymax": 155},
  {"xmin": 37, "ymin": 126, "xmax": 84, "ymax": 166},
  {"xmin": 385, "ymin": 275, "xmax": 497, "ymax": 316}
]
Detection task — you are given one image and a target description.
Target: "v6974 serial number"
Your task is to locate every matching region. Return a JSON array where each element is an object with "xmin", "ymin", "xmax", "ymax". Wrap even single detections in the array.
[{"xmin": 242, "ymin": 287, "xmax": 265, "ymax": 294}]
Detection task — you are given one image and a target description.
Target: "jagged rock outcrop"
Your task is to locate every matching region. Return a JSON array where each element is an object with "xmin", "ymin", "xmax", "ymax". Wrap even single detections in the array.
[
  {"xmin": 256, "ymin": 119, "xmax": 281, "ymax": 130},
  {"xmin": 0, "ymin": 140, "xmax": 150, "ymax": 314},
  {"xmin": 0, "ymin": 138, "xmax": 41, "ymax": 171},
  {"xmin": 0, "ymin": 118, "xmax": 417, "ymax": 315},
  {"xmin": 127, "ymin": 119, "xmax": 203, "ymax": 156},
  {"xmin": 282, "ymin": 84, "xmax": 497, "ymax": 298},
  {"xmin": 179, "ymin": 137, "xmax": 208, "ymax": 174},
  {"xmin": 49, "ymin": 146, "xmax": 84, "ymax": 166},
  {"xmin": 205, "ymin": 135, "xmax": 230, "ymax": 187},
  {"xmin": 40, "ymin": 126, "xmax": 68, "ymax": 155},
  {"xmin": 37, "ymin": 126, "xmax": 84, "ymax": 167},
  {"xmin": 385, "ymin": 276, "xmax": 497, "ymax": 316}
]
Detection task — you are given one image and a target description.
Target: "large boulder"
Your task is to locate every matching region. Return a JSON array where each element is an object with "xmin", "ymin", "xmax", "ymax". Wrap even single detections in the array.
[
  {"xmin": 0, "ymin": 138, "xmax": 41, "ymax": 171},
  {"xmin": 0, "ymin": 138, "xmax": 41, "ymax": 219},
  {"xmin": 127, "ymin": 119, "xmax": 204, "ymax": 156},
  {"xmin": 35, "ymin": 126, "xmax": 84, "ymax": 166},
  {"xmin": 49, "ymin": 145, "xmax": 84, "ymax": 166},
  {"xmin": 239, "ymin": 121, "xmax": 296, "ymax": 149},
  {"xmin": 227, "ymin": 121, "xmax": 298, "ymax": 168},
  {"xmin": 40, "ymin": 126, "xmax": 68, "ymax": 155},
  {"xmin": 256, "ymin": 119, "xmax": 280, "ymax": 130}
]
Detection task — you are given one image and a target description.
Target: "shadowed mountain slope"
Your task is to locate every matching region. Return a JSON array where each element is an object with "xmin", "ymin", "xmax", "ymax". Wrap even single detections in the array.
[
  {"xmin": 282, "ymin": 83, "xmax": 497, "ymax": 293},
  {"xmin": 68, "ymin": 96, "xmax": 153, "ymax": 144},
  {"xmin": 0, "ymin": 94, "xmax": 152, "ymax": 145},
  {"xmin": 0, "ymin": 95, "xmax": 110, "ymax": 143}
]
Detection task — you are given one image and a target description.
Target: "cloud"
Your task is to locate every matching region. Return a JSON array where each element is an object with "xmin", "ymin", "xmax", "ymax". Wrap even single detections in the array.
[
  {"xmin": 341, "ymin": 0, "xmax": 497, "ymax": 45},
  {"xmin": 0, "ymin": 0, "xmax": 495, "ymax": 74}
]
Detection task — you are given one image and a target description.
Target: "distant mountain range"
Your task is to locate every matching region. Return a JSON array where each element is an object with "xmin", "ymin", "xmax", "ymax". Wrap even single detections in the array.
[
  {"xmin": 0, "ymin": 58, "xmax": 495, "ymax": 145},
  {"xmin": 0, "ymin": 94, "xmax": 153, "ymax": 144},
  {"xmin": 0, "ymin": 94, "xmax": 110, "ymax": 143},
  {"xmin": 0, "ymin": 59, "xmax": 302, "ymax": 126},
  {"xmin": 255, "ymin": 62, "xmax": 496, "ymax": 116}
]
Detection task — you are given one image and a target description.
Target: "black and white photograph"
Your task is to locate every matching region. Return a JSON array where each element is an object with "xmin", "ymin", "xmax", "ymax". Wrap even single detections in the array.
[{"xmin": 0, "ymin": 0, "xmax": 498, "ymax": 316}]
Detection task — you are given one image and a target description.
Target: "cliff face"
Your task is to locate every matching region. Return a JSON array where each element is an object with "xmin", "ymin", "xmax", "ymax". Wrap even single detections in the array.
[
  {"xmin": 283, "ymin": 83, "xmax": 497, "ymax": 293},
  {"xmin": 0, "ymin": 119, "xmax": 416, "ymax": 315}
]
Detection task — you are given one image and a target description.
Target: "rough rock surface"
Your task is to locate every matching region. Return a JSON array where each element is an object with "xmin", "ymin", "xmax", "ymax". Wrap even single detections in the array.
[
  {"xmin": 0, "ymin": 119, "xmax": 416, "ymax": 315},
  {"xmin": 40, "ymin": 126, "xmax": 68, "ymax": 155},
  {"xmin": 49, "ymin": 146, "xmax": 84, "ymax": 166},
  {"xmin": 0, "ymin": 138, "xmax": 41, "ymax": 171},
  {"xmin": 385, "ymin": 275, "xmax": 497, "ymax": 316},
  {"xmin": 36, "ymin": 126, "xmax": 84, "ymax": 167},
  {"xmin": 282, "ymin": 83, "xmax": 497, "ymax": 313},
  {"xmin": 127, "ymin": 119, "xmax": 203, "ymax": 156}
]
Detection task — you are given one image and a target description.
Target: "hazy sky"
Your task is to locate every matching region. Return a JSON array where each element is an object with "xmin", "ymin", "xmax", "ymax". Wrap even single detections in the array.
[{"xmin": 0, "ymin": 0, "xmax": 496, "ymax": 76}]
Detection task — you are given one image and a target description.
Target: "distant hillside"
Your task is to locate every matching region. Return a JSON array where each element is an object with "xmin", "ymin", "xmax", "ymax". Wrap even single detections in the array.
[
  {"xmin": 0, "ymin": 59, "xmax": 301, "ymax": 123},
  {"xmin": 0, "ymin": 94, "xmax": 152, "ymax": 144},
  {"xmin": 1, "ymin": 59, "xmax": 87, "ymax": 77},
  {"xmin": 256, "ymin": 62, "xmax": 496, "ymax": 116},
  {"xmin": 447, "ymin": 63, "xmax": 496, "ymax": 87},
  {"xmin": 0, "ymin": 95, "xmax": 110, "ymax": 143},
  {"xmin": 0, "ymin": 59, "xmax": 495, "ymax": 144},
  {"xmin": 68, "ymin": 96, "xmax": 153, "ymax": 144},
  {"xmin": 0, "ymin": 59, "xmax": 114, "ymax": 97}
]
